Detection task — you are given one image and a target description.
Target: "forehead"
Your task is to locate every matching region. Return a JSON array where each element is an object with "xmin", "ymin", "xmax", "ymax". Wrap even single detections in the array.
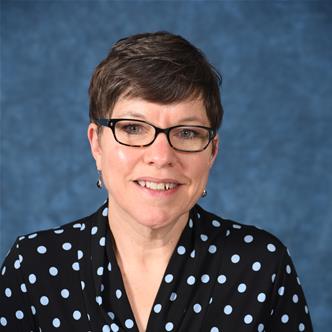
[{"xmin": 111, "ymin": 97, "xmax": 209, "ymax": 124}]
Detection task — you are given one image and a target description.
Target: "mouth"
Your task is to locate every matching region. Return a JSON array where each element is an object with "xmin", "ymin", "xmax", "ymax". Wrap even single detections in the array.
[{"xmin": 134, "ymin": 180, "xmax": 180, "ymax": 191}]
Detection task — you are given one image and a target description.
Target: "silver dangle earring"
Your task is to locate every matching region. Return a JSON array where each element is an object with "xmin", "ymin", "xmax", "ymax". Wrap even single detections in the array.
[
  {"xmin": 96, "ymin": 171, "xmax": 103, "ymax": 189},
  {"xmin": 202, "ymin": 189, "xmax": 207, "ymax": 197}
]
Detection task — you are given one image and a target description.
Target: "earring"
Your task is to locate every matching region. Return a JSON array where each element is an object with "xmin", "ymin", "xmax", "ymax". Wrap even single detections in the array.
[
  {"xmin": 96, "ymin": 171, "xmax": 103, "ymax": 189},
  {"xmin": 201, "ymin": 189, "xmax": 207, "ymax": 197}
]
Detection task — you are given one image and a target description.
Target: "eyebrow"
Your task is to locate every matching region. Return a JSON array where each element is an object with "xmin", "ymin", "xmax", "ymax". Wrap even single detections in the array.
[{"xmin": 117, "ymin": 111, "xmax": 206, "ymax": 123}]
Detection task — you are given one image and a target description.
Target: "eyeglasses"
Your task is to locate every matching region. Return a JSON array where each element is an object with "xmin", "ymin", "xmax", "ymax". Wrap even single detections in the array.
[{"xmin": 96, "ymin": 118, "xmax": 216, "ymax": 152}]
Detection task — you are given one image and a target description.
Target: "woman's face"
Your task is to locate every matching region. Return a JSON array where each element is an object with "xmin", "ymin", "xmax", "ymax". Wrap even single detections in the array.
[{"xmin": 88, "ymin": 97, "xmax": 218, "ymax": 230}]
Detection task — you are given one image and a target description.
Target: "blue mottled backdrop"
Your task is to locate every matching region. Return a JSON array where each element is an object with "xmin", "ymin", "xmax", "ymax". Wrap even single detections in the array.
[{"xmin": 1, "ymin": 1, "xmax": 331, "ymax": 330}]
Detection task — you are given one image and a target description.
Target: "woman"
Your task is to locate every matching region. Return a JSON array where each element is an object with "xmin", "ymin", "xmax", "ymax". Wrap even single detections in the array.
[{"xmin": 0, "ymin": 32, "xmax": 313, "ymax": 331}]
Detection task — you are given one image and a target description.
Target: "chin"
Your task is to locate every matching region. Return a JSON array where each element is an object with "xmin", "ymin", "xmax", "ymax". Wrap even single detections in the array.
[{"xmin": 133, "ymin": 206, "xmax": 184, "ymax": 230}]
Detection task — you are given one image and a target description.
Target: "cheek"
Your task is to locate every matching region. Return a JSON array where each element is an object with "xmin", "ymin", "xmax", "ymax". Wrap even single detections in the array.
[{"xmin": 101, "ymin": 145, "xmax": 138, "ymax": 177}]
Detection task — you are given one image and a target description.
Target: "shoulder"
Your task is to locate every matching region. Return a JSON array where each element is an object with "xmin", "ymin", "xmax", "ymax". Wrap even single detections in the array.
[
  {"xmin": 194, "ymin": 204, "xmax": 288, "ymax": 266},
  {"xmin": 1, "ymin": 203, "xmax": 106, "ymax": 275}
]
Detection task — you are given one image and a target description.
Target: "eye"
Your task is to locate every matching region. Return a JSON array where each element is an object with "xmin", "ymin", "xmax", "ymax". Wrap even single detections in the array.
[
  {"xmin": 175, "ymin": 127, "xmax": 202, "ymax": 139},
  {"xmin": 117, "ymin": 122, "xmax": 147, "ymax": 135}
]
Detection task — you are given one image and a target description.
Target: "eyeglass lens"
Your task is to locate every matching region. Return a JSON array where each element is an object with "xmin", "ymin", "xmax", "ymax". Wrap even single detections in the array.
[{"xmin": 114, "ymin": 120, "xmax": 211, "ymax": 151}]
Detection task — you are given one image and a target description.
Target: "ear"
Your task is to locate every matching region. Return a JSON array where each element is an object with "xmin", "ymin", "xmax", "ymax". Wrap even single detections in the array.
[
  {"xmin": 209, "ymin": 134, "xmax": 219, "ymax": 168},
  {"xmin": 87, "ymin": 123, "xmax": 102, "ymax": 170}
]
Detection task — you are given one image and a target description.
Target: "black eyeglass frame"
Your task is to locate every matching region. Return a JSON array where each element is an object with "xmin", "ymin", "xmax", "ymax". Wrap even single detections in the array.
[{"xmin": 96, "ymin": 118, "xmax": 216, "ymax": 152}]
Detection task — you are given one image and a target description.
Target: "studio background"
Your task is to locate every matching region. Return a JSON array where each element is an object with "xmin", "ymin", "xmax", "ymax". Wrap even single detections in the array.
[{"xmin": 1, "ymin": 1, "xmax": 331, "ymax": 331}]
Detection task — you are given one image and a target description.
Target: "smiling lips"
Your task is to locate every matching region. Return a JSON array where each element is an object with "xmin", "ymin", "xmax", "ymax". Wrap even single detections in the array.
[{"xmin": 136, "ymin": 180, "xmax": 179, "ymax": 191}]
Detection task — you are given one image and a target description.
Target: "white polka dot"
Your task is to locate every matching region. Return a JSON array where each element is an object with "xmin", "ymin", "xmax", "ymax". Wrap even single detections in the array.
[
  {"xmin": 226, "ymin": 229, "xmax": 231, "ymax": 236},
  {"xmin": 54, "ymin": 229, "xmax": 64, "ymax": 234},
  {"xmin": 217, "ymin": 274, "xmax": 226, "ymax": 284},
  {"xmin": 52, "ymin": 318, "xmax": 61, "ymax": 328},
  {"xmin": 0, "ymin": 317, "xmax": 7, "ymax": 326},
  {"xmin": 61, "ymin": 289, "xmax": 70, "ymax": 298},
  {"xmin": 286, "ymin": 265, "xmax": 292, "ymax": 274},
  {"xmin": 177, "ymin": 246, "xmax": 186, "ymax": 255},
  {"xmin": 200, "ymin": 234, "xmax": 208, "ymax": 241},
  {"xmin": 233, "ymin": 224, "xmax": 242, "ymax": 229},
  {"xmin": 18, "ymin": 255, "xmax": 23, "ymax": 263},
  {"xmin": 165, "ymin": 274, "xmax": 174, "ymax": 283},
  {"xmin": 73, "ymin": 223, "xmax": 82, "ymax": 229},
  {"xmin": 208, "ymin": 245, "xmax": 217, "ymax": 254},
  {"xmin": 271, "ymin": 273, "xmax": 276, "ymax": 283},
  {"xmin": 14, "ymin": 260, "xmax": 21, "ymax": 269},
  {"xmin": 15, "ymin": 310, "xmax": 24, "ymax": 319},
  {"xmin": 81, "ymin": 281, "xmax": 85, "ymax": 290},
  {"xmin": 37, "ymin": 246, "xmax": 47, "ymax": 254},
  {"xmin": 49, "ymin": 266, "xmax": 58, "ymax": 276},
  {"xmin": 244, "ymin": 235, "xmax": 253, "ymax": 243},
  {"xmin": 97, "ymin": 267, "xmax": 104, "ymax": 276},
  {"xmin": 107, "ymin": 262, "xmax": 112, "ymax": 271},
  {"xmin": 91, "ymin": 226, "xmax": 98, "ymax": 235},
  {"xmin": 72, "ymin": 262, "xmax": 80, "ymax": 271},
  {"xmin": 125, "ymin": 319, "xmax": 134, "ymax": 328},
  {"xmin": 201, "ymin": 274, "xmax": 210, "ymax": 283},
  {"xmin": 116, "ymin": 289, "xmax": 122, "ymax": 299},
  {"xmin": 252, "ymin": 261, "xmax": 261, "ymax": 271},
  {"xmin": 20, "ymin": 283, "xmax": 27, "ymax": 293},
  {"xmin": 210, "ymin": 327, "xmax": 219, "ymax": 332},
  {"xmin": 108, "ymin": 311, "xmax": 115, "ymax": 320},
  {"xmin": 224, "ymin": 305, "xmax": 232, "ymax": 315},
  {"xmin": 258, "ymin": 323, "xmax": 265, "ymax": 332},
  {"xmin": 165, "ymin": 322, "xmax": 174, "ymax": 331},
  {"xmin": 244, "ymin": 314, "xmax": 253, "ymax": 324},
  {"xmin": 297, "ymin": 277, "xmax": 301, "ymax": 285},
  {"xmin": 73, "ymin": 310, "xmax": 81, "ymax": 320},
  {"xmin": 212, "ymin": 220, "xmax": 221, "ymax": 227},
  {"xmin": 278, "ymin": 286, "xmax": 285, "ymax": 296},
  {"xmin": 188, "ymin": 219, "xmax": 193, "ymax": 228},
  {"xmin": 305, "ymin": 305, "xmax": 309, "ymax": 314},
  {"xmin": 237, "ymin": 283, "xmax": 246, "ymax": 293},
  {"xmin": 1, "ymin": 266, "xmax": 6, "ymax": 275},
  {"xmin": 193, "ymin": 303, "xmax": 202, "ymax": 313},
  {"xmin": 31, "ymin": 306, "xmax": 36, "ymax": 315},
  {"xmin": 190, "ymin": 250, "xmax": 196, "ymax": 258},
  {"xmin": 231, "ymin": 254, "xmax": 240, "ymax": 263},
  {"xmin": 154, "ymin": 304, "xmax": 162, "ymax": 313},
  {"xmin": 28, "ymin": 274, "xmax": 37, "ymax": 284},
  {"xmin": 102, "ymin": 207, "xmax": 108, "ymax": 216},
  {"xmin": 187, "ymin": 275, "xmax": 196, "ymax": 285},
  {"xmin": 102, "ymin": 325, "xmax": 110, "ymax": 332},
  {"xmin": 299, "ymin": 323, "xmax": 305, "ymax": 331},
  {"xmin": 77, "ymin": 250, "xmax": 84, "ymax": 260},
  {"xmin": 281, "ymin": 314, "xmax": 289, "ymax": 323},
  {"xmin": 28, "ymin": 233, "xmax": 37, "ymax": 239},
  {"xmin": 257, "ymin": 293, "xmax": 266, "ymax": 302},
  {"xmin": 111, "ymin": 323, "xmax": 119, "ymax": 331},
  {"xmin": 99, "ymin": 237, "xmax": 106, "ymax": 246},
  {"xmin": 40, "ymin": 296, "xmax": 49, "ymax": 306},
  {"xmin": 267, "ymin": 243, "xmax": 276, "ymax": 252},
  {"xmin": 5, "ymin": 288, "xmax": 12, "ymax": 297},
  {"xmin": 292, "ymin": 294, "xmax": 299, "ymax": 303},
  {"xmin": 62, "ymin": 242, "xmax": 72, "ymax": 251},
  {"xmin": 96, "ymin": 296, "xmax": 102, "ymax": 305},
  {"xmin": 170, "ymin": 292, "xmax": 177, "ymax": 301}
]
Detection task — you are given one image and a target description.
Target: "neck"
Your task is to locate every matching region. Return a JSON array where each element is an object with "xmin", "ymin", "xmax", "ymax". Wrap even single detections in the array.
[{"xmin": 107, "ymin": 202, "xmax": 188, "ymax": 270}]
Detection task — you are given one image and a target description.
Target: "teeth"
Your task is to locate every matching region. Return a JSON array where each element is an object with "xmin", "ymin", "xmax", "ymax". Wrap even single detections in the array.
[{"xmin": 137, "ymin": 180, "xmax": 177, "ymax": 191}]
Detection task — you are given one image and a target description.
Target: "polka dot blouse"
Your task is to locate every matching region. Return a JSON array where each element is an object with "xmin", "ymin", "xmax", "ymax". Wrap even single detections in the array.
[{"xmin": 0, "ymin": 202, "xmax": 313, "ymax": 331}]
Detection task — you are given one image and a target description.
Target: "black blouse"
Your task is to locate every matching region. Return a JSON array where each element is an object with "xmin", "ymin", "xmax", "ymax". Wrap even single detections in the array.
[{"xmin": 0, "ymin": 202, "xmax": 313, "ymax": 331}]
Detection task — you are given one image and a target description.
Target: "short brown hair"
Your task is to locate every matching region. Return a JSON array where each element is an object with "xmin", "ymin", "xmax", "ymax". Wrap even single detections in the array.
[{"xmin": 89, "ymin": 31, "xmax": 223, "ymax": 130}]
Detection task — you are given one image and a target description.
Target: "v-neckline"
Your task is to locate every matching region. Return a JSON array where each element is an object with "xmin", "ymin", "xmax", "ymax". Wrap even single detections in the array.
[{"xmin": 103, "ymin": 210, "xmax": 195, "ymax": 332}]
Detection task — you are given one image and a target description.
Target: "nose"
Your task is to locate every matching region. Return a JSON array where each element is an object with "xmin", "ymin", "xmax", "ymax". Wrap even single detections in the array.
[{"xmin": 143, "ymin": 132, "xmax": 177, "ymax": 168}]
